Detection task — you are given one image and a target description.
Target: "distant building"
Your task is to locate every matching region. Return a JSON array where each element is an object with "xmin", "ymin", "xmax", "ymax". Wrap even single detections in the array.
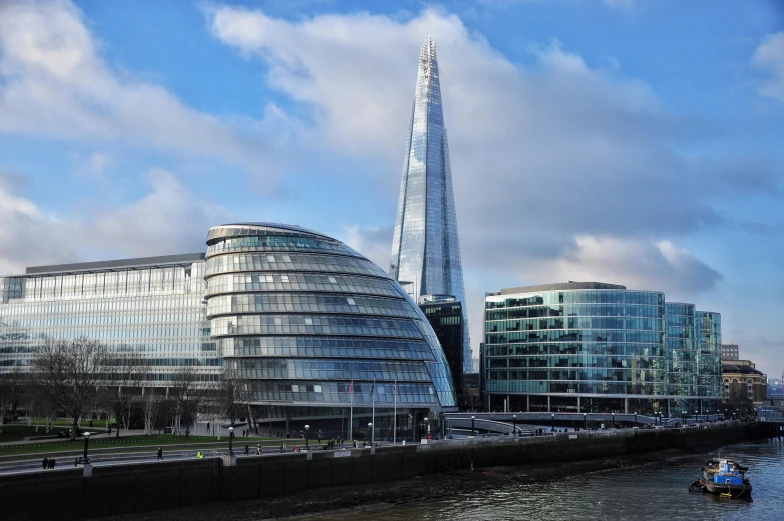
[
  {"xmin": 722, "ymin": 360, "xmax": 767, "ymax": 404},
  {"xmin": 722, "ymin": 343, "xmax": 739, "ymax": 360},
  {"xmin": 418, "ymin": 295, "xmax": 463, "ymax": 394},
  {"xmin": 483, "ymin": 281, "xmax": 723, "ymax": 416}
]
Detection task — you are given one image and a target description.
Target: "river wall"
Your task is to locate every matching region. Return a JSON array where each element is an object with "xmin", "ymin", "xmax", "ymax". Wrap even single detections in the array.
[{"xmin": 0, "ymin": 422, "xmax": 763, "ymax": 520}]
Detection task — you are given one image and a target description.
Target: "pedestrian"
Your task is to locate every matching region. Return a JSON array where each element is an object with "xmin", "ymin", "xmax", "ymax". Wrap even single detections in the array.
[
  {"xmin": 42, "ymin": 457, "xmax": 48, "ymax": 470},
  {"xmin": 244, "ymin": 444, "xmax": 249, "ymax": 455},
  {"xmin": 206, "ymin": 422, "xmax": 210, "ymax": 433},
  {"xmin": 49, "ymin": 458, "xmax": 56, "ymax": 469},
  {"xmin": 157, "ymin": 447, "xmax": 163, "ymax": 460},
  {"xmin": 196, "ymin": 451, "xmax": 204, "ymax": 459},
  {"xmin": 255, "ymin": 444, "xmax": 261, "ymax": 455},
  {"xmin": 89, "ymin": 419, "xmax": 93, "ymax": 428}
]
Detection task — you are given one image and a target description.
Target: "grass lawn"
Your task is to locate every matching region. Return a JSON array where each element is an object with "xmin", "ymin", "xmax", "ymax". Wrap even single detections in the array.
[{"xmin": 0, "ymin": 434, "xmax": 287, "ymax": 458}]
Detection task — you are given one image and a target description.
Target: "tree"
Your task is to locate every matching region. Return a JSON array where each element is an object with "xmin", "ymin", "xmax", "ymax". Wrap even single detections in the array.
[
  {"xmin": 141, "ymin": 388, "xmax": 163, "ymax": 436},
  {"xmin": 216, "ymin": 367, "xmax": 250, "ymax": 427},
  {"xmin": 169, "ymin": 367, "xmax": 207, "ymax": 438},
  {"xmin": 32, "ymin": 337, "xmax": 108, "ymax": 440},
  {"xmin": 103, "ymin": 350, "xmax": 149, "ymax": 437}
]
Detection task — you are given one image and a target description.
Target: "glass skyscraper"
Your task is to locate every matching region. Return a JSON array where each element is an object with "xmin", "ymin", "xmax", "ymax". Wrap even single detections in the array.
[{"xmin": 390, "ymin": 37, "xmax": 471, "ymax": 373}]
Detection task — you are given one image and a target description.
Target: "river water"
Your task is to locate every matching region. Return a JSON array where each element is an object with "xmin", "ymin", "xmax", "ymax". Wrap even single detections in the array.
[{"xmin": 298, "ymin": 439, "xmax": 784, "ymax": 521}]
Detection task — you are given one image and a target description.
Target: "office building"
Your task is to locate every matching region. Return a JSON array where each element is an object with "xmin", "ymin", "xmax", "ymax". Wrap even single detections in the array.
[
  {"xmin": 390, "ymin": 37, "xmax": 471, "ymax": 373},
  {"xmin": 483, "ymin": 282, "xmax": 723, "ymax": 416},
  {"xmin": 418, "ymin": 294, "xmax": 463, "ymax": 396},
  {"xmin": 722, "ymin": 343, "xmax": 739, "ymax": 360},
  {"xmin": 0, "ymin": 223, "xmax": 458, "ymax": 432}
]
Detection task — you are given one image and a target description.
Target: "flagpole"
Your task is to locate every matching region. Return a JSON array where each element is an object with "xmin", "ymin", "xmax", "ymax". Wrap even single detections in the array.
[
  {"xmin": 349, "ymin": 381, "xmax": 353, "ymax": 441},
  {"xmin": 371, "ymin": 378, "xmax": 376, "ymax": 445},
  {"xmin": 393, "ymin": 380, "xmax": 397, "ymax": 445}
]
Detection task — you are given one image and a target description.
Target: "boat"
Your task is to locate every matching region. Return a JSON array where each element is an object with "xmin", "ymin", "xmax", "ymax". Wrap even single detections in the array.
[
  {"xmin": 700, "ymin": 458, "xmax": 752, "ymax": 498},
  {"xmin": 688, "ymin": 479, "xmax": 705, "ymax": 493}
]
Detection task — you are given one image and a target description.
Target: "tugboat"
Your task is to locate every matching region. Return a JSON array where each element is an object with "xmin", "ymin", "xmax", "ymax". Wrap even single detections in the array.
[{"xmin": 699, "ymin": 458, "xmax": 752, "ymax": 498}]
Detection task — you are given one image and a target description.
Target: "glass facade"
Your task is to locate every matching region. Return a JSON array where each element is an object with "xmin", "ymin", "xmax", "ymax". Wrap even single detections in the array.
[
  {"xmin": 483, "ymin": 283, "xmax": 723, "ymax": 415},
  {"xmin": 206, "ymin": 223, "xmax": 457, "ymax": 418},
  {"xmin": 390, "ymin": 38, "xmax": 471, "ymax": 373},
  {"xmin": 696, "ymin": 311, "xmax": 722, "ymax": 401},
  {"xmin": 0, "ymin": 255, "xmax": 220, "ymax": 383}
]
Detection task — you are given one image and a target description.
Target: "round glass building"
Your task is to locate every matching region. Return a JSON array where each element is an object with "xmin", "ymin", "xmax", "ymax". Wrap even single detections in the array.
[{"xmin": 204, "ymin": 223, "xmax": 456, "ymax": 438}]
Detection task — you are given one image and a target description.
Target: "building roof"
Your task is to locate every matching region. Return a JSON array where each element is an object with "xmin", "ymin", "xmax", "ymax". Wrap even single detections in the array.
[
  {"xmin": 25, "ymin": 253, "xmax": 206, "ymax": 275},
  {"xmin": 488, "ymin": 281, "xmax": 627, "ymax": 296},
  {"xmin": 723, "ymin": 362, "xmax": 766, "ymax": 377}
]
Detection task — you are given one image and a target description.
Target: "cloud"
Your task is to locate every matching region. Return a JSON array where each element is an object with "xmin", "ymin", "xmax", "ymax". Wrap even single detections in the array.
[
  {"xmin": 206, "ymin": 6, "xmax": 734, "ymax": 335},
  {"xmin": 533, "ymin": 236, "xmax": 723, "ymax": 295},
  {"xmin": 752, "ymin": 31, "xmax": 784, "ymax": 102},
  {"xmin": 0, "ymin": 0, "xmax": 283, "ymax": 176},
  {"xmin": 0, "ymin": 168, "xmax": 225, "ymax": 274},
  {"xmin": 341, "ymin": 224, "xmax": 394, "ymax": 273}
]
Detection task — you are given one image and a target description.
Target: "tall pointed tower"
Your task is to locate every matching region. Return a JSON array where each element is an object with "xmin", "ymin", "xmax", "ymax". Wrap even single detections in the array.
[{"xmin": 390, "ymin": 38, "xmax": 471, "ymax": 373}]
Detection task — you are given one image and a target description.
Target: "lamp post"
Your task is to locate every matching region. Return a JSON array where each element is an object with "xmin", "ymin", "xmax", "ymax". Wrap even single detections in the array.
[
  {"xmin": 513, "ymin": 414, "xmax": 517, "ymax": 436},
  {"xmin": 228, "ymin": 426, "xmax": 234, "ymax": 455},
  {"xmin": 82, "ymin": 431, "xmax": 90, "ymax": 464},
  {"xmin": 550, "ymin": 413, "xmax": 554, "ymax": 433},
  {"xmin": 612, "ymin": 413, "xmax": 616, "ymax": 429},
  {"xmin": 424, "ymin": 417, "xmax": 429, "ymax": 438},
  {"xmin": 304, "ymin": 425, "xmax": 310, "ymax": 450},
  {"xmin": 694, "ymin": 409, "xmax": 699, "ymax": 423},
  {"xmin": 634, "ymin": 412, "xmax": 637, "ymax": 426},
  {"xmin": 471, "ymin": 416, "xmax": 476, "ymax": 437},
  {"xmin": 368, "ymin": 422, "xmax": 373, "ymax": 444}
]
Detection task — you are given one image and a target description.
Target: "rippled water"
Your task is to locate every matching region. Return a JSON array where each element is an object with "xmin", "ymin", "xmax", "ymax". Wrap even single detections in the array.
[{"xmin": 304, "ymin": 440, "xmax": 784, "ymax": 521}]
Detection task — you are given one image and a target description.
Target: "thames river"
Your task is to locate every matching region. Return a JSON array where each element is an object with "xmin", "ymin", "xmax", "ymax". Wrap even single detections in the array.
[{"xmin": 296, "ymin": 439, "xmax": 784, "ymax": 521}]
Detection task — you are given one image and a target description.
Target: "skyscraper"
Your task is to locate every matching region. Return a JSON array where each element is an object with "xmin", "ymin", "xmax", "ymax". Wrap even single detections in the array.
[{"xmin": 390, "ymin": 38, "xmax": 471, "ymax": 372}]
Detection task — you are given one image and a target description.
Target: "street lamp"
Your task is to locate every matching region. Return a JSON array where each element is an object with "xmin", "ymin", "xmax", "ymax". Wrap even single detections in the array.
[
  {"xmin": 634, "ymin": 412, "xmax": 637, "ymax": 426},
  {"xmin": 471, "ymin": 416, "xmax": 476, "ymax": 437},
  {"xmin": 583, "ymin": 413, "xmax": 587, "ymax": 430},
  {"xmin": 228, "ymin": 426, "xmax": 234, "ymax": 455},
  {"xmin": 304, "ymin": 425, "xmax": 310, "ymax": 450},
  {"xmin": 550, "ymin": 413, "xmax": 554, "ymax": 433},
  {"xmin": 424, "ymin": 417, "xmax": 430, "ymax": 437},
  {"xmin": 368, "ymin": 422, "xmax": 373, "ymax": 445},
  {"xmin": 512, "ymin": 414, "xmax": 517, "ymax": 435},
  {"xmin": 612, "ymin": 413, "xmax": 615, "ymax": 429},
  {"xmin": 82, "ymin": 432, "xmax": 91, "ymax": 464}
]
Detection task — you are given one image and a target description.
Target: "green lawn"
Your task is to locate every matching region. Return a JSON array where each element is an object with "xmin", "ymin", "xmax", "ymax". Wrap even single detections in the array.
[{"xmin": 0, "ymin": 434, "xmax": 287, "ymax": 458}]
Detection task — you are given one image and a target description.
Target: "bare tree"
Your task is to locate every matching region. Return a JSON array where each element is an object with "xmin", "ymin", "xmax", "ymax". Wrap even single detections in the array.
[
  {"xmin": 169, "ymin": 367, "xmax": 207, "ymax": 438},
  {"xmin": 102, "ymin": 350, "xmax": 149, "ymax": 437},
  {"xmin": 32, "ymin": 337, "xmax": 108, "ymax": 440},
  {"xmin": 141, "ymin": 388, "xmax": 163, "ymax": 436},
  {"xmin": 216, "ymin": 367, "xmax": 250, "ymax": 427}
]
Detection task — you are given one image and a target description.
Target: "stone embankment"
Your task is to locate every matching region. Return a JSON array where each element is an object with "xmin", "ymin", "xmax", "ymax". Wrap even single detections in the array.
[{"xmin": 0, "ymin": 421, "xmax": 763, "ymax": 521}]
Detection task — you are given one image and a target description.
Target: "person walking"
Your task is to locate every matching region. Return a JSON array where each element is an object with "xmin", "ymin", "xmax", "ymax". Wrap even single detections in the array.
[
  {"xmin": 42, "ymin": 457, "xmax": 48, "ymax": 470},
  {"xmin": 49, "ymin": 458, "xmax": 56, "ymax": 469},
  {"xmin": 157, "ymin": 447, "xmax": 163, "ymax": 460},
  {"xmin": 255, "ymin": 444, "xmax": 261, "ymax": 455},
  {"xmin": 206, "ymin": 422, "xmax": 210, "ymax": 433},
  {"xmin": 244, "ymin": 444, "xmax": 249, "ymax": 455},
  {"xmin": 196, "ymin": 451, "xmax": 204, "ymax": 459}
]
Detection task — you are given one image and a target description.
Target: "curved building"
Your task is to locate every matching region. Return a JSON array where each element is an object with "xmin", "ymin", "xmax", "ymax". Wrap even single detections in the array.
[
  {"xmin": 204, "ymin": 223, "xmax": 457, "ymax": 436},
  {"xmin": 484, "ymin": 282, "xmax": 668, "ymax": 415}
]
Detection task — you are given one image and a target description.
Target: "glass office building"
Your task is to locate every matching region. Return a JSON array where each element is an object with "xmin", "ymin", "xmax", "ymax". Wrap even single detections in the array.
[
  {"xmin": 418, "ymin": 295, "xmax": 464, "ymax": 398},
  {"xmin": 0, "ymin": 254, "xmax": 220, "ymax": 383},
  {"xmin": 206, "ymin": 223, "xmax": 457, "ymax": 429},
  {"xmin": 696, "ymin": 311, "xmax": 722, "ymax": 406},
  {"xmin": 390, "ymin": 38, "xmax": 471, "ymax": 373},
  {"xmin": 0, "ymin": 223, "xmax": 457, "ymax": 432},
  {"xmin": 483, "ymin": 282, "xmax": 723, "ymax": 415}
]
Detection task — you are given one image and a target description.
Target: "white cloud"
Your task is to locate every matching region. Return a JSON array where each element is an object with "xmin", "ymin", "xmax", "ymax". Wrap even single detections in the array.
[
  {"xmin": 0, "ymin": 168, "xmax": 225, "ymax": 274},
  {"xmin": 341, "ymin": 224, "xmax": 394, "ymax": 273},
  {"xmin": 0, "ymin": 1, "xmax": 283, "ymax": 176},
  {"xmin": 752, "ymin": 32, "xmax": 784, "ymax": 102},
  {"xmin": 206, "ymin": 6, "xmax": 737, "ymax": 358}
]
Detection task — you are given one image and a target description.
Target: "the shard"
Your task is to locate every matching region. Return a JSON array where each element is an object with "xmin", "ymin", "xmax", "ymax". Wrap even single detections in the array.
[{"xmin": 390, "ymin": 38, "xmax": 471, "ymax": 373}]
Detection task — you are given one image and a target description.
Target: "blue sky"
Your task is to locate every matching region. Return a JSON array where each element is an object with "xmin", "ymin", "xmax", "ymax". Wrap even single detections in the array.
[{"xmin": 0, "ymin": 0, "xmax": 783, "ymax": 376}]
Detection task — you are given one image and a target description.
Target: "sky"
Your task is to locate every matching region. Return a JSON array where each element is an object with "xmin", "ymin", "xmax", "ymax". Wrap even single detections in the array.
[{"xmin": 0, "ymin": 0, "xmax": 783, "ymax": 376}]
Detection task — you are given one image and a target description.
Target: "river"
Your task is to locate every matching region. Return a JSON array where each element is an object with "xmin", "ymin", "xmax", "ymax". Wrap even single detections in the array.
[{"xmin": 292, "ymin": 439, "xmax": 784, "ymax": 521}]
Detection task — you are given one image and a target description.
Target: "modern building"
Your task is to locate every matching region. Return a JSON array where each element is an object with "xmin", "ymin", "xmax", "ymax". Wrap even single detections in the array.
[
  {"xmin": 722, "ymin": 343, "xmax": 739, "ymax": 360},
  {"xmin": 418, "ymin": 294, "xmax": 463, "ymax": 395},
  {"xmin": 0, "ymin": 223, "xmax": 458, "ymax": 436},
  {"xmin": 483, "ymin": 282, "xmax": 723, "ymax": 416},
  {"xmin": 695, "ymin": 311, "xmax": 723, "ymax": 406},
  {"xmin": 389, "ymin": 37, "xmax": 471, "ymax": 373},
  {"xmin": 722, "ymin": 360, "xmax": 767, "ymax": 405}
]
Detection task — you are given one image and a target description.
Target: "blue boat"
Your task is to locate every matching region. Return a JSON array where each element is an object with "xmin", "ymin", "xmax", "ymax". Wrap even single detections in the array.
[{"xmin": 700, "ymin": 458, "xmax": 752, "ymax": 498}]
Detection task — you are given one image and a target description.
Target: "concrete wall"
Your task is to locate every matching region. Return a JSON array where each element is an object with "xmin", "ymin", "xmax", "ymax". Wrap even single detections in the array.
[{"xmin": 0, "ymin": 423, "xmax": 763, "ymax": 520}]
